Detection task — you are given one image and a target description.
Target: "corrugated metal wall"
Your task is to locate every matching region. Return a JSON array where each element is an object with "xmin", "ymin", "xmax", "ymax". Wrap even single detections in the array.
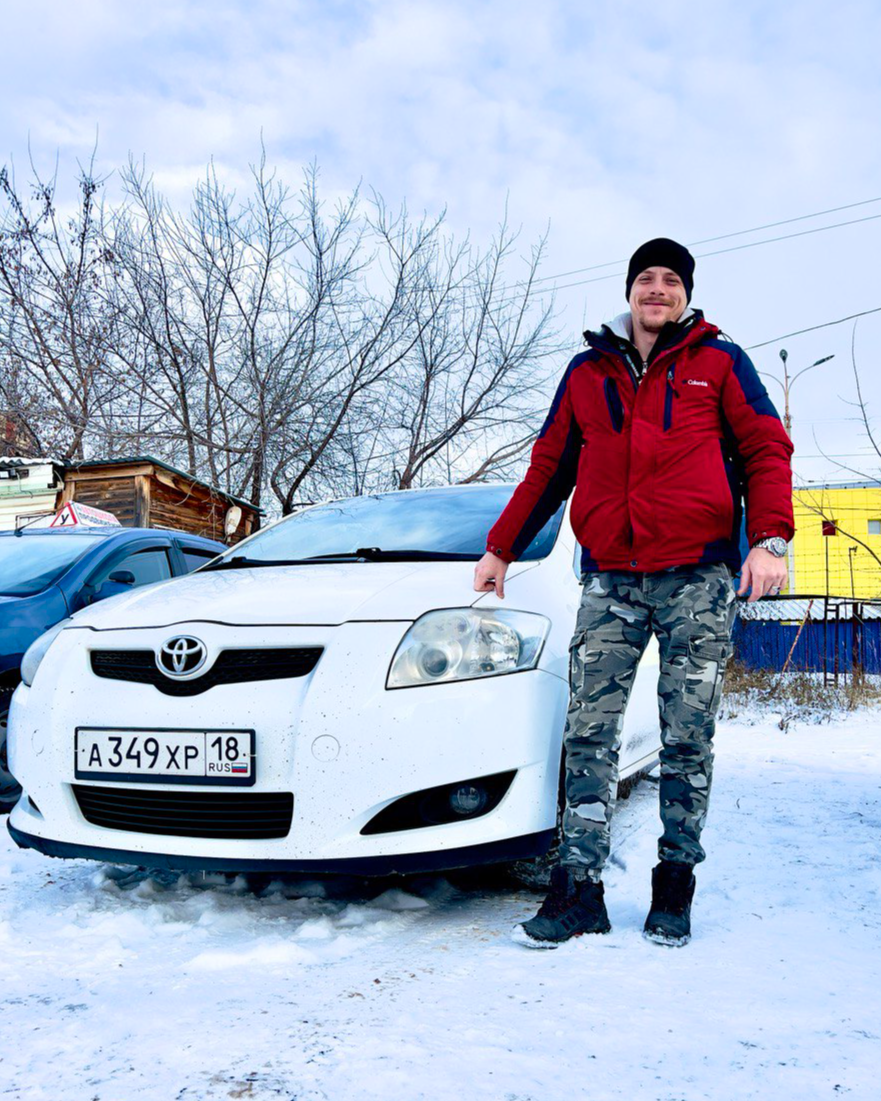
[{"xmin": 733, "ymin": 617, "xmax": 881, "ymax": 675}]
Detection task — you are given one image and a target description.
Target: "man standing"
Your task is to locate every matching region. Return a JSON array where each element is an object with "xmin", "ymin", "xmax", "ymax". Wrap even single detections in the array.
[{"xmin": 474, "ymin": 238, "xmax": 793, "ymax": 947}]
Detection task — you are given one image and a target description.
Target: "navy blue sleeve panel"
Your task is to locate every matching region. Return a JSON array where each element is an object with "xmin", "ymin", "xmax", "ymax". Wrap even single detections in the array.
[
  {"xmin": 719, "ymin": 343, "xmax": 795, "ymax": 544},
  {"xmin": 485, "ymin": 356, "xmax": 585, "ymax": 563}
]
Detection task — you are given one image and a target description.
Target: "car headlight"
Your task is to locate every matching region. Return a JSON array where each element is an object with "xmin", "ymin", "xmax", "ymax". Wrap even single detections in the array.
[
  {"xmin": 387, "ymin": 608, "xmax": 550, "ymax": 689},
  {"xmin": 20, "ymin": 619, "xmax": 73, "ymax": 686}
]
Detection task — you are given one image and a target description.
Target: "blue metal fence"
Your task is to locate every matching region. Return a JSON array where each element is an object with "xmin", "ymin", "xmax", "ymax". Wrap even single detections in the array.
[{"xmin": 732, "ymin": 597, "xmax": 881, "ymax": 677}]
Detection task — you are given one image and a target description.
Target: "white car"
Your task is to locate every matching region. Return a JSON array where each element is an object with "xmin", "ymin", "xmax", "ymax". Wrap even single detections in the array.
[{"xmin": 7, "ymin": 485, "xmax": 660, "ymax": 878}]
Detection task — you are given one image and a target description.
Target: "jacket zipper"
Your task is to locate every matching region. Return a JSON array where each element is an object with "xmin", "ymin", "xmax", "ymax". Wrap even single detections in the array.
[
  {"xmin": 603, "ymin": 377, "xmax": 625, "ymax": 432},
  {"xmin": 663, "ymin": 363, "xmax": 678, "ymax": 432}
]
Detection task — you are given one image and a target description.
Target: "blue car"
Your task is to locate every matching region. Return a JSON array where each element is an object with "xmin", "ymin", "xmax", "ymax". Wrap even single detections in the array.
[{"xmin": 0, "ymin": 526, "xmax": 226, "ymax": 810}]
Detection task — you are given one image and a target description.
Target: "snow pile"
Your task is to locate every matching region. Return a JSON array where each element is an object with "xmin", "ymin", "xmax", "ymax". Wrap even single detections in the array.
[
  {"xmin": 721, "ymin": 672, "xmax": 881, "ymax": 728},
  {"xmin": 0, "ymin": 715, "xmax": 879, "ymax": 1099}
]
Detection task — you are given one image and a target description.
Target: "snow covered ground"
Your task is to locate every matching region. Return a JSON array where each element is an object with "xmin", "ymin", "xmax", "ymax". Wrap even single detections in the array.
[{"xmin": 1, "ymin": 714, "xmax": 879, "ymax": 1101}]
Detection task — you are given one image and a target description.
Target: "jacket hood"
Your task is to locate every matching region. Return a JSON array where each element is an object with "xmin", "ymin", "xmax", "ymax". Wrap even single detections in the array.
[
  {"xmin": 67, "ymin": 558, "xmax": 540, "ymax": 630},
  {"xmin": 601, "ymin": 306, "xmax": 696, "ymax": 342},
  {"xmin": 583, "ymin": 307, "xmax": 716, "ymax": 354}
]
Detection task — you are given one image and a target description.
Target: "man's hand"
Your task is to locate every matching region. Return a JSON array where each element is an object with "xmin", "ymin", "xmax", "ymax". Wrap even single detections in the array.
[
  {"xmin": 737, "ymin": 546, "xmax": 788, "ymax": 602},
  {"xmin": 473, "ymin": 551, "xmax": 509, "ymax": 599}
]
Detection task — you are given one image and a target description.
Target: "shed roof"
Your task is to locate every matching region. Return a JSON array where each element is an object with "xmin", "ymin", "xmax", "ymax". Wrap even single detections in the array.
[{"xmin": 62, "ymin": 455, "xmax": 263, "ymax": 513}]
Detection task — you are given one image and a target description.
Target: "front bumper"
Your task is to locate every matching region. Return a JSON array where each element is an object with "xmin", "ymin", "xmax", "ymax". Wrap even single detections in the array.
[
  {"xmin": 8, "ymin": 821, "xmax": 555, "ymax": 876},
  {"xmin": 8, "ymin": 620, "xmax": 568, "ymax": 872}
]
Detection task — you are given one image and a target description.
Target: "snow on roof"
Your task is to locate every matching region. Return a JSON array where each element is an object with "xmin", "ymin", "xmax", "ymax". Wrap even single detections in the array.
[
  {"xmin": 0, "ymin": 456, "xmax": 63, "ymax": 468},
  {"xmin": 795, "ymin": 480, "xmax": 881, "ymax": 491}
]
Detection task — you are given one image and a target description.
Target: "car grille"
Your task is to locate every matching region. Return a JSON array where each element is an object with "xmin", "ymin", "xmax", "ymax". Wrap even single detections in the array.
[
  {"xmin": 73, "ymin": 785, "xmax": 294, "ymax": 839},
  {"xmin": 90, "ymin": 647, "xmax": 323, "ymax": 696}
]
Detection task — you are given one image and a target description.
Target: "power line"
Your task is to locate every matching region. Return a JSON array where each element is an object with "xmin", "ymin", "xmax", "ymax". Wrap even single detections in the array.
[
  {"xmin": 528, "ymin": 195, "xmax": 881, "ymax": 286},
  {"xmin": 525, "ymin": 212, "xmax": 881, "ymax": 298},
  {"xmin": 744, "ymin": 306, "xmax": 881, "ymax": 350},
  {"xmin": 496, "ymin": 209, "xmax": 881, "ymax": 311}
]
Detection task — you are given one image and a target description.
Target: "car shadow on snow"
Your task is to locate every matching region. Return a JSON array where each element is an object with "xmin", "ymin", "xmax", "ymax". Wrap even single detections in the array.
[{"xmin": 91, "ymin": 769, "xmax": 660, "ymax": 917}]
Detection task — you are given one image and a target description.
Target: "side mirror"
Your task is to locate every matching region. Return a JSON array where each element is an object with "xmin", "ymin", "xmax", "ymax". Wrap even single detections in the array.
[{"xmin": 88, "ymin": 571, "xmax": 136, "ymax": 604}]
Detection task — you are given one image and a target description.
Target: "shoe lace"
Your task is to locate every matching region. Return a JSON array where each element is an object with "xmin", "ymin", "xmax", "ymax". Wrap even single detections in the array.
[
  {"xmin": 536, "ymin": 885, "xmax": 569, "ymax": 920},
  {"xmin": 538, "ymin": 871, "xmax": 597, "ymax": 920}
]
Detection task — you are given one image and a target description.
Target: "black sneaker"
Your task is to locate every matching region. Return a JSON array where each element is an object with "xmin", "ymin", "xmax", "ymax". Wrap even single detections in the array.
[
  {"xmin": 512, "ymin": 865, "xmax": 611, "ymax": 949},
  {"xmin": 643, "ymin": 861, "xmax": 696, "ymax": 946}
]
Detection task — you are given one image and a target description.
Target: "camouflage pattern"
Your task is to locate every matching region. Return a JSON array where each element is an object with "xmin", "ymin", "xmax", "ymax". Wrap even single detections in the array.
[{"xmin": 558, "ymin": 564, "xmax": 737, "ymax": 881}]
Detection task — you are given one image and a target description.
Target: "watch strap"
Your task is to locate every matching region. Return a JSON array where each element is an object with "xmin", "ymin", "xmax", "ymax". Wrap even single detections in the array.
[{"xmin": 753, "ymin": 536, "xmax": 788, "ymax": 558}]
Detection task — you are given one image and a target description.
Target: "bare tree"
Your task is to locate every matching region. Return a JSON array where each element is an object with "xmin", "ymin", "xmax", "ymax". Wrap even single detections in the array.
[
  {"xmin": 799, "ymin": 321, "xmax": 881, "ymax": 577},
  {"xmin": 0, "ymin": 143, "xmax": 566, "ymax": 518},
  {"xmin": 388, "ymin": 217, "xmax": 559, "ymax": 490},
  {"xmin": 0, "ymin": 150, "xmax": 120, "ymax": 459}
]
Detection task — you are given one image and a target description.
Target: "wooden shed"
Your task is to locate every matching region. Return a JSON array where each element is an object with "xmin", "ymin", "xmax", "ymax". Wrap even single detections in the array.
[{"xmin": 57, "ymin": 456, "xmax": 261, "ymax": 545}]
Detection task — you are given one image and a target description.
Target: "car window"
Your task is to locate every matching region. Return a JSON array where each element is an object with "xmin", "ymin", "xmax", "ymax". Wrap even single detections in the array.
[
  {"xmin": 0, "ymin": 534, "xmax": 105, "ymax": 596},
  {"xmin": 90, "ymin": 547, "xmax": 174, "ymax": 589},
  {"xmin": 213, "ymin": 487, "xmax": 565, "ymax": 564},
  {"xmin": 180, "ymin": 547, "xmax": 221, "ymax": 573}
]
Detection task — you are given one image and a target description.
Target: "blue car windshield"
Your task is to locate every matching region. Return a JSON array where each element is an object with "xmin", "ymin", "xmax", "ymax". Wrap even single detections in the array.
[
  {"xmin": 220, "ymin": 487, "xmax": 565, "ymax": 563},
  {"xmin": 0, "ymin": 534, "xmax": 104, "ymax": 596}
]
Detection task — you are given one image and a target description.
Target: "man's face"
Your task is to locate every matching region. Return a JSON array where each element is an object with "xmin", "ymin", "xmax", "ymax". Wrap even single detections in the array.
[{"xmin": 629, "ymin": 266, "xmax": 688, "ymax": 333}]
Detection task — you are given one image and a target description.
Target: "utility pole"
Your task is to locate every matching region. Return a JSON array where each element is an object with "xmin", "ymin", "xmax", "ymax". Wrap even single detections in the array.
[{"xmin": 848, "ymin": 544, "xmax": 857, "ymax": 600}]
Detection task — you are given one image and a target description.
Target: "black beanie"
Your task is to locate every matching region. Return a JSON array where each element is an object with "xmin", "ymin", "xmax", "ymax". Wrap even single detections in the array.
[{"xmin": 625, "ymin": 238, "xmax": 695, "ymax": 304}]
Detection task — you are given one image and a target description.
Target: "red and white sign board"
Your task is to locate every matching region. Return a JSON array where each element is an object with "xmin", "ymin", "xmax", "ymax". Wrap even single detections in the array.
[{"xmin": 49, "ymin": 502, "xmax": 121, "ymax": 528}]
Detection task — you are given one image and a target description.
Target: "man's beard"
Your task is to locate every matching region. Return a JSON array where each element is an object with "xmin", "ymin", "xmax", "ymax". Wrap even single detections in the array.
[{"xmin": 636, "ymin": 303, "xmax": 677, "ymax": 332}]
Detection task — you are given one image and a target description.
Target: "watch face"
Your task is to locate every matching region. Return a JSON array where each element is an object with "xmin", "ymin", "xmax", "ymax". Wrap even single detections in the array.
[{"xmin": 765, "ymin": 537, "xmax": 787, "ymax": 557}]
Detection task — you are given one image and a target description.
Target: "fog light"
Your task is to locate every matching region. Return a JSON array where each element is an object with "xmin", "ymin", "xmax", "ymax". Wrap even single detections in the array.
[
  {"xmin": 449, "ymin": 784, "xmax": 488, "ymax": 817},
  {"xmin": 361, "ymin": 770, "xmax": 516, "ymax": 834}
]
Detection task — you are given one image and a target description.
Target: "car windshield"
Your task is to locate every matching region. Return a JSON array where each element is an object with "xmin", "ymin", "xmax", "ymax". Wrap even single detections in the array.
[
  {"xmin": 209, "ymin": 487, "xmax": 565, "ymax": 566},
  {"xmin": 0, "ymin": 534, "xmax": 105, "ymax": 596}
]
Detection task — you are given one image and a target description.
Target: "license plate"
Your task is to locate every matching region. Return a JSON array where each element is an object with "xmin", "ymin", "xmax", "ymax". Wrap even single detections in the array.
[{"xmin": 75, "ymin": 728, "xmax": 256, "ymax": 786}]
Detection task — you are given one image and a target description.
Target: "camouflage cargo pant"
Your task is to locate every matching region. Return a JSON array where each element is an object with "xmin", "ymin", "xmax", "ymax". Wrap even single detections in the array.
[{"xmin": 558, "ymin": 564, "xmax": 736, "ymax": 881}]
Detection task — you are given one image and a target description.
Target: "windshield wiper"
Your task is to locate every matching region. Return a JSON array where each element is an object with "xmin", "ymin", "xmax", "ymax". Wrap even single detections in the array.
[
  {"xmin": 200, "ymin": 547, "xmax": 479, "ymax": 571},
  {"xmin": 201, "ymin": 555, "xmax": 366, "ymax": 571},
  {"xmin": 348, "ymin": 548, "xmax": 479, "ymax": 561}
]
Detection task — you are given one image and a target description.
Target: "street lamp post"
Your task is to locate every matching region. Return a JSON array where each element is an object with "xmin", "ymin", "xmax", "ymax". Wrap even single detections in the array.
[
  {"xmin": 763, "ymin": 349, "xmax": 835, "ymax": 436},
  {"xmin": 759, "ymin": 349, "xmax": 834, "ymax": 599}
]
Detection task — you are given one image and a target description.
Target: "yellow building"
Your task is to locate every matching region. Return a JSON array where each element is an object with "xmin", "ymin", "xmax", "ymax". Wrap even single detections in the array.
[{"xmin": 789, "ymin": 482, "xmax": 881, "ymax": 598}]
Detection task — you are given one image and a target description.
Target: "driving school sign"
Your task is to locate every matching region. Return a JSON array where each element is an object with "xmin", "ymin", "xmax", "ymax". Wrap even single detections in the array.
[{"xmin": 49, "ymin": 502, "xmax": 121, "ymax": 527}]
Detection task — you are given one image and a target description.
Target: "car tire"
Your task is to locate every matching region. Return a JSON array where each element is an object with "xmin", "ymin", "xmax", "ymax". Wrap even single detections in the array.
[
  {"xmin": 506, "ymin": 752, "xmax": 566, "ymax": 891},
  {"xmin": 506, "ymin": 833, "xmax": 562, "ymax": 891},
  {"xmin": 0, "ymin": 688, "xmax": 22, "ymax": 814},
  {"xmin": 505, "ymin": 761, "xmax": 657, "ymax": 891}
]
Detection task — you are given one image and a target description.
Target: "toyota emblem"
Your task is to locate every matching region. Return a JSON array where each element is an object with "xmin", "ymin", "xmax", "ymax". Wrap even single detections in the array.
[{"xmin": 157, "ymin": 635, "xmax": 208, "ymax": 678}]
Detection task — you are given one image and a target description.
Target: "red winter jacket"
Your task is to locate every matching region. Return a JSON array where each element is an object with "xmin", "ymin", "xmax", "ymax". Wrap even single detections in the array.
[{"xmin": 486, "ymin": 309, "xmax": 794, "ymax": 575}]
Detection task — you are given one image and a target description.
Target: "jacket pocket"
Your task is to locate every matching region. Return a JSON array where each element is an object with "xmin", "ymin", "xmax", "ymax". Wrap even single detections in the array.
[
  {"xmin": 683, "ymin": 636, "xmax": 730, "ymax": 713},
  {"xmin": 603, "ymin": 377, "xmax": 624, "ymax": 433},
  {"xmin": 568, "ymin": 625, "xmax": 587, "ymax": 686}
]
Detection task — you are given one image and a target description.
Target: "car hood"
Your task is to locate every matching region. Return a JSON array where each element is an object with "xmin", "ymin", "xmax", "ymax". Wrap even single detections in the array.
[{"xmin": 67, "ymin": 559, "xmax": 540, "ymax": 629}]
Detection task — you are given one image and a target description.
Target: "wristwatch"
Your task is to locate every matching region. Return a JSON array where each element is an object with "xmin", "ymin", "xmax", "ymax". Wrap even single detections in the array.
[{"xmin": 753, "ymin": 536, "xmax": 788, "ymax": 558}]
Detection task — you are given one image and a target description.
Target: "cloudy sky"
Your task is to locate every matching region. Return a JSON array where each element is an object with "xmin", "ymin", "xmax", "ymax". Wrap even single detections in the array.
[{"xmin": 3, "ymin": 0, "xmax": 880, "ymax": 483}]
